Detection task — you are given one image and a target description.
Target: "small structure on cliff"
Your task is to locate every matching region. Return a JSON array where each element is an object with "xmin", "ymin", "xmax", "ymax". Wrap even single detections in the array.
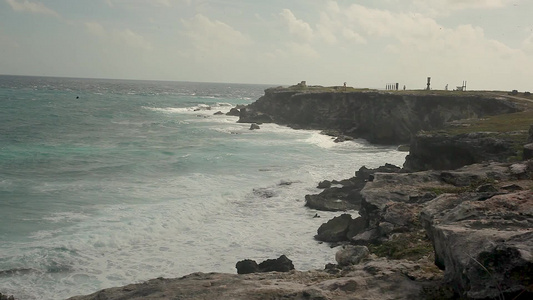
[{"xmin": 455, "ymin": 81, "xmax": 467, "ymax": 91}]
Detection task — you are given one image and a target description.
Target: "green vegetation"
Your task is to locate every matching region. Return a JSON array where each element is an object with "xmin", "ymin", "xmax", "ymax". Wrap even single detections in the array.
[
  {"xmin": 368, "ymin": 230, "xmax": 434, "ymax": 261},
  {"xmin": 421, "ymin": 178, "xmax": 495, "ymax": 195},
  {"xmin": 444, "ymin": 110, "xmax": 533, "ymax": 135}
]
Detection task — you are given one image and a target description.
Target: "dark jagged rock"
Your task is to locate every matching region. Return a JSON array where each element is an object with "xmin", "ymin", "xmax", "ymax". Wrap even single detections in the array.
[
  {"xmin": 257, "ymin": 255, "xmax": 294, "ymax": 272},
  {"xmin": 317, "ymin": 180, "xmax": 331, "ymax": 189},
  {"xmin": 403, "ymin": 131, "xmax": 518, "ymax": 172},
  {"xmin": 236, "ymin": 259, "xmax": 260, "ymax": 274},
  {"xmin": 236, "ymin": 255, "xmax": 294, "ymax": 274},
  {"xmin": 213, "ymin": 111, "xmax": 224, "ymax": 115},
  {"xmin": 249, "ymin": 123, "xmax": 260, "ymax": 130},
  {"xmin": 315, "ymin": 213, "xmax": 353, "ymax": 242},
  {"xmin": 238, "ymin": 88, "xmax": 520, "ymax": 144},
  {"xmin": 226, "ymin": 107, "xmax": 241, "ymax": 116}
]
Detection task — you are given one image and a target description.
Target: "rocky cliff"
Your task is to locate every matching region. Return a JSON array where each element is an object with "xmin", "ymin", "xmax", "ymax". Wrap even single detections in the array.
[{"xmin": 238, "ymin": 88, "xmax": 521, "ymax": 144}]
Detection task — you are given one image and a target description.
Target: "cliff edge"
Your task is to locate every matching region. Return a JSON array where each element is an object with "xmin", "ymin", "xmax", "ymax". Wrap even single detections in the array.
[{"xmin": 238, "ymin": 87, "xmax": 521, "ymax": 144}]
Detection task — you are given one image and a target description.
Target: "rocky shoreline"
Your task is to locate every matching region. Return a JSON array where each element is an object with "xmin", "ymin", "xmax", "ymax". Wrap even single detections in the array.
[{"xmin": 5, "ymin": 87, "xmax": 532, "ymax": 300}]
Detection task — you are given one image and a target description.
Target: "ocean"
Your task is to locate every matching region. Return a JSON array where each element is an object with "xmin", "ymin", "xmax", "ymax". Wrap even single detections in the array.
[{"xmin": 0, "ymin": 75, "xmax": 407, "ymax": 299}]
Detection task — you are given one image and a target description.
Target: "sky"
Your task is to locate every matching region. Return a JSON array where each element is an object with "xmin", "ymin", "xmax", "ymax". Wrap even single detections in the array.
[{"xmin": 1, "ymin": 0, "xmax": 532, "ymax": 90}]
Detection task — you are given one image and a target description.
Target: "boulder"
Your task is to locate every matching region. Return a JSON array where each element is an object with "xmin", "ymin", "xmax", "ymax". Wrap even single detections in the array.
[
  {"xmin": 235, "ymin": 259, "xmax": 260, "ymax": 274},
  {"xmin": 257, "ymin": 255, "xmax": 294, "ymax": 272},
  {"xmin": 236, "ymin": 255, "xmax": 294, "ymax": 274},
  {"xmin": 249, "ymin": 123, "xmax": 260, "ymax": 130},
  {"xmin": 315, "ymin": 214, "xmax": 353, "ymax": 242},
  {"xmin": 213, "ymin": 111, "xmax": 224, "ymax": 115},
  {"xmin": 335, "ymin": 245, "xmax": 370, "ymax": 266},
  {"xmin": 420, "ymin": 191, "xmax": 533, "ymax": 299}
]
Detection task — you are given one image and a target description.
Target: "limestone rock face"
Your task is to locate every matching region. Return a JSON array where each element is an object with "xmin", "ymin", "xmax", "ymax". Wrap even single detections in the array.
[
  {"xmin": 238, "ymin": 88, "xmax": 520, "ymax": 144},
  {"xmin": 420, "ymin": 191, "xmax": 533, "ymax": 299},
  {"xmin": 403, "ymin": 132, "xmax": 518, "ymax": 172}
]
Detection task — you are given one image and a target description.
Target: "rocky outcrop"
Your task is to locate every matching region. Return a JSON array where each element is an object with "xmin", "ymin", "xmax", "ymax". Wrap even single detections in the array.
[
  {"xmin": 238, "ymin": 88, "xmax": 520, "ymax": 144},
  {"xmin": 334, "ymin": 160, "xmax": 533, "ymax": 299},
  {"xmin": 305, "ymin": 164, "xmax": 401, "ymax": 212},
  {"xmin": 404, "ymin": 131, "xmax": 522, "ymax": 172}
]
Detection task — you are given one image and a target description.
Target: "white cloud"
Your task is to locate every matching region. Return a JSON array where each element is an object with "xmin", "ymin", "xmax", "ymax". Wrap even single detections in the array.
[
  {"xmin": 181, "ymin": 14, "xmax": 250, "ymax": 57},
  {"xmin": 5, "ymin": 0, "xmax": 59, "ymax": 17},
  {"xmin": 105, "ymin": 0, "xmax": 189, "ymax": 8},
  {"xmin": 287, "ymin": 42, "xmax": 320, "ymax": 59},
  {"xmin": 410, "ymin": 0, "xmax": 515, "ymax": 16},
  {"xmin": 279, "ymin": 9, "xmax": 314, "ymax": 42},
  {"xmin": 85, "ymin": 22, "xmax": 152, "ymax": 51},
  {"xmin": 0, "ymin": 29, "xmax": 19, "ymax": 48},
  {"xmin": 85, "ymin": 22, "xmax": 106, "ymax": 37},
  {"xmin": 523, "ymin": 32, "xmax": 533, "ymax": 53}
]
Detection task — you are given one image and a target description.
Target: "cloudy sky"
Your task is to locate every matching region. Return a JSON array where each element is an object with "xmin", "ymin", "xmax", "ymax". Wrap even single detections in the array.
[{"xmin": 1, "ymin": 0, "xmax": 532, "ymax": 90}]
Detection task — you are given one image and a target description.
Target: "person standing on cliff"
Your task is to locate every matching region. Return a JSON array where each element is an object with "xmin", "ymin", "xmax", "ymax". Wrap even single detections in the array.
[{"xmin": 343, "ymin": 82, "xmax": 347, "ymax": 91}]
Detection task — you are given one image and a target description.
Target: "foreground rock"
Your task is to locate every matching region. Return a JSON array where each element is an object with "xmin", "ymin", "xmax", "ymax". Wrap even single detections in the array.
[
  {"xmin": 333, "ymin": 160, "xmax": 533, "ymax": 299},
  {"xmin": 421, "ymin": 191, "xmax": 533, "ymax": 299},
  {"xmin": 68, "ymin": 257, "xmax": 445, "ymax": 300}
]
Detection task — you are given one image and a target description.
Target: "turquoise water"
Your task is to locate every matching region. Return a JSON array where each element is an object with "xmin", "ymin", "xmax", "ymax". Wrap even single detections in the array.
[{"xmin": 0, "ymin": 76, "xmax": 407, "ymax": 299}]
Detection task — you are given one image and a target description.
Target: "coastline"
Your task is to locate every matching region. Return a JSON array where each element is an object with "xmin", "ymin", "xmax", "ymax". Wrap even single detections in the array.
[{"xmin": 6, "ymin": 86, "xmax": 532, "ymax": 300}]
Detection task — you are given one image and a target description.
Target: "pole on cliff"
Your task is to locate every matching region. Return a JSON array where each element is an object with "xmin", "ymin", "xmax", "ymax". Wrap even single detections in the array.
[{"xmin": 426, "ymin": 77, "xmax": 431, "ymax": 90}]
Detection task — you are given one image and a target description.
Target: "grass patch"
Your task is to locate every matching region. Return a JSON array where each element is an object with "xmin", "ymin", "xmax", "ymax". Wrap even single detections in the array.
[
  {"xmin": 444, "ymin": 110, "xmax": 533, "ymax": 135},
  {"xmin": 368, "ymin": 230, "xmax": 434, "ymax": 261}
]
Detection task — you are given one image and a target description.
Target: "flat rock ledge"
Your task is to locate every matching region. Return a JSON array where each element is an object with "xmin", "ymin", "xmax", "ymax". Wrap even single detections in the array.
[{"xmin": 67, "ymin": 257, "xmax": 445, "ymax": 300}]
